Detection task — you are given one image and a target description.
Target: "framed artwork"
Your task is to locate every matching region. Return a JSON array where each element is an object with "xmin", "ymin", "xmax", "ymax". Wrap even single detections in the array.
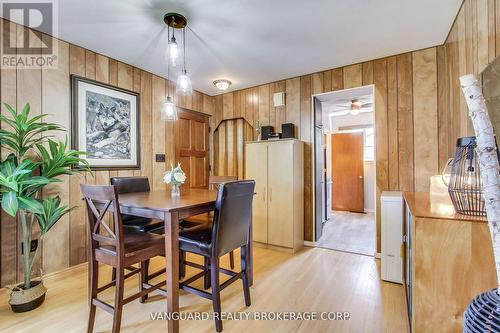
[{"xmin": 71, "ymin": 75, "xmax": 140, "ymax": 170}]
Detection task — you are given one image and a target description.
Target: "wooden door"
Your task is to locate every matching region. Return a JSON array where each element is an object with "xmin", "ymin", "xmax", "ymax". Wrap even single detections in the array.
[
  {"xmin": 245, "ymin": 143, "xmax": 268, "ymax": 243},
  {"xmin": 268, "ymin": 141, "xmax": 294, "ymax": 248},
  {"xmin": 331, "ymin": 132, "xmax": 364, "ymax": 213},
  {"xmin": 175, "ymin": 109, "xmax": 209, "ymax": 188}
]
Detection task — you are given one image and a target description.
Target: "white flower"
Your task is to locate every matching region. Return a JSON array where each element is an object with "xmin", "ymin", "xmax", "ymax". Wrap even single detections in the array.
[
  {"xmin": 174, "ymin": 172, "xmax": 186, "ymax": 184},
  {"xmin": 163, "ymin": 172, "xmax": 172, "ymax": 184}
]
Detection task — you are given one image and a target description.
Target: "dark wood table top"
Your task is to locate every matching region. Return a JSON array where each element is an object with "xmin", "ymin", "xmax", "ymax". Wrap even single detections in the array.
[{"xmin": 117, "ymin": 188, "xmax": 218, "ymax": 219}]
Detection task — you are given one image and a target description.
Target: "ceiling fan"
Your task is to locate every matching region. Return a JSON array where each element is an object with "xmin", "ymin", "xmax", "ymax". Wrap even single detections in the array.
[{"xmin": 329, "ymin": 95, "xmax": 374, "ymax": 117}]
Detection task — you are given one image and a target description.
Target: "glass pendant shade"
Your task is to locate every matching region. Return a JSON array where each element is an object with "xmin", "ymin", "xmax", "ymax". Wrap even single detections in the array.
[
  {"xmin": 167, "ymin": 36, "xmax": 179, "ymax": 67},
  {"xmin": 162, "ymin": 96, "xmax": 178, "ymax": 121},
  {"xmin": 176, "ymin": 70, "xmax": 193, "ymax": 95}
]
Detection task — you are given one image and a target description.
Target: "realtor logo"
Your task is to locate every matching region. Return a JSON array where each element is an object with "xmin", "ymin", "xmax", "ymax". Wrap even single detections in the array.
[{"xmin": 1, "ymin": 0, "xmax": 58, "ymax": 68}]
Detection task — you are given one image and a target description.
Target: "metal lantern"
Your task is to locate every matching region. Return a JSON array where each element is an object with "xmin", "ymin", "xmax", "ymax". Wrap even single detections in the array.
[{"xmin": 448, "ymin": 136, "xmax": 486, "ymax": 216}]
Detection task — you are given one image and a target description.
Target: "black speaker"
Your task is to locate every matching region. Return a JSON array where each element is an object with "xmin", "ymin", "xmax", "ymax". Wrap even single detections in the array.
[
  {"xmin": 261, "ymin": 126, "xmax": 273, "ymax": 140},
  {"xmin": 281, "ymin": 123, "xmax": 295, "ymax": 139}
]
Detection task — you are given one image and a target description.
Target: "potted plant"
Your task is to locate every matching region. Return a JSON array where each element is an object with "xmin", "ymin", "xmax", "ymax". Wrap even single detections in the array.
[{"xmin": 0, "ymin": 103, "xmax": 89, "ymax": 312}]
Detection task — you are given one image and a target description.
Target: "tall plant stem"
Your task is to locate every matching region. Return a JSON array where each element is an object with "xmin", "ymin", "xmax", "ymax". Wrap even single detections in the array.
[
  {"xmin": 460, "ymin": 74, "xmax": 500, "ymax": 289},
  {"xmin": 19, "ymin": 210, "xmax": 31, "ymax": 289}
]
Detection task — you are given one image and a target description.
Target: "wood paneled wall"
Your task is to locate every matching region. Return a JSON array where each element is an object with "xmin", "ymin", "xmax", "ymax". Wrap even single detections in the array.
[
  {"xmin": 0, "ymin": 19, "xmax": 214, "ymax": 287},
  {"xmin": 213, "ymin": 118, "xmax": 254, "ymax": 180},
  {"xmin": 213, "ymin": 0, "xmax": 500, "ymax": 248}
]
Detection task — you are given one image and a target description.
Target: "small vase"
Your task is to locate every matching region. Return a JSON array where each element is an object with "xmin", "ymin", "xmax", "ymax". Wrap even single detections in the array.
[{"xmin": 171, "ymin": 184, "xmax": 180, "ymax": 197}]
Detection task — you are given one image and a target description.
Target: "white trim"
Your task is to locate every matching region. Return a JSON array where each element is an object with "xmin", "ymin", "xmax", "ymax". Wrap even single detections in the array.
[{"xmin": 303, "ymin": 240, "xmax": 317, "ymax": 247}]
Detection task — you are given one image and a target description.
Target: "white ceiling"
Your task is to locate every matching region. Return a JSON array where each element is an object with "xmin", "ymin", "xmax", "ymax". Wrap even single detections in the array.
[
  {"xmin": 316, "ymin": 85, "xmax": 374, "ymax": 133},
  {"xmin": 15, "ymin": 0, "xmax": 462, "ymax": 95}
]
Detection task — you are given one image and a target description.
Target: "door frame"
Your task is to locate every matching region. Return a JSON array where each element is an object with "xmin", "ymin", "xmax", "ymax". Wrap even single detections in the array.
[{"xmin": 310, "ymin": 85, "xmax": 377, "ymax": 252}]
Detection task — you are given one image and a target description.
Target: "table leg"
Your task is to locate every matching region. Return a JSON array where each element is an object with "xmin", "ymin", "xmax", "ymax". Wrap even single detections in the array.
[{"xmin": 164, "ymin": 211, "xmax": 180, "ymax": 333}]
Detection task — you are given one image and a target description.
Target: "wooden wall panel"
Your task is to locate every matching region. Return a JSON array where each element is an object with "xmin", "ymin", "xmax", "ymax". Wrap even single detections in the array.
[
  {"xmin": 222, "ymin": 92, "xmax": 234, "ymax": 120},
  {"xmin": 396, "ymin": 53, "xmax": 414, "ymax": 192},
  {"xmin": 1, "ymin": 20, "xmax": 18, "ymax": 286},
  {"xmin": 374, "ymin": 58, "xmax": 388, "ymax": 252},
  {"xmin": 343, "ymin": 64, "xmax": 362, "ymax": 88},
  {"xmin": 68, "ymin": 45, "xmax": 87, "ymax": 267},
  {"xmin": 331, "ymin": 68, "xmax": 344, "ymax": 91},
  {"xmin": 258, "ymin": 85, "xmax": 270, "ymax": 127},
  {"xmin": 387, "ymin": 56, "xmax": 399, "ymax": 191},
  {"xmin": 41, "ymin": 36, "xmax": 71, "ymax": 275},
  {"xmin": 413, "ymin": 48, "xmax": 438, "ymax": 192},
  {"xmin": 285, "ymin": 77, "xmax": 301, "ymax": 132},
  {"xmin": 151, "ymin": 76, "xmax": 166, "ymax": 191}
]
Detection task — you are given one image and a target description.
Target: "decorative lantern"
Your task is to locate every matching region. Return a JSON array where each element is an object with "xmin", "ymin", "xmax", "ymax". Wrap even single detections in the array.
[{"xmin": 448, "ymin": 136, "xmax": 485, "ymax": 216}]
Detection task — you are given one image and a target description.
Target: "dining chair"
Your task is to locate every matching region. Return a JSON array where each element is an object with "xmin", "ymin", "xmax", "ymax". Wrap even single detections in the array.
[
  {"xmin": 110, "ymin": 177, "xmax": 164, "ymax": 232},
  {"xmin": 178, "ymin": 180, "xmax": 255, "ymax": 332},
  {"xmin": 181, "ymin": 175, "xmax": 238, "ymax": 271},
  {"xmin": 81, "ymin": 184, "xmax": 166, "ymax": 333}
]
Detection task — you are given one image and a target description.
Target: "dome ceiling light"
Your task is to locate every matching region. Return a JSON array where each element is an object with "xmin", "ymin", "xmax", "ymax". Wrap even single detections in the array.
[{"xmin": 213, "ymin": 79, "xmax": 232, "ymax": 91}]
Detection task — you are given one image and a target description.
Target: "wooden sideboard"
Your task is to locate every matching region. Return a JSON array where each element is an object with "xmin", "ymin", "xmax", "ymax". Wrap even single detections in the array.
[{"xmin": 403, "ymin": 192, "xmax": 496, "ymax": 332}]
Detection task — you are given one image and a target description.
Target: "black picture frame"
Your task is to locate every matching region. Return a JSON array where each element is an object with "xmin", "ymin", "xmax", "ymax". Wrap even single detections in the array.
[{"xmin": 70, "ymin": 75, "xmax": 141, "ymax": 170}]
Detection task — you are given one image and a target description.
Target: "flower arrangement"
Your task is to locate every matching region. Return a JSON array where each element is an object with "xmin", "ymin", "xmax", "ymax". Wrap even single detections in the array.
[{"xmin": 163, "ymin": 163, "xmax": 186, "ymax": 196}]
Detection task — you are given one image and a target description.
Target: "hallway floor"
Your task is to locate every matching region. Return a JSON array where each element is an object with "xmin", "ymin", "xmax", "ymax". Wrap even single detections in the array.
[{"xmin": 317, "ymin": 211, "xmax": 376, "ymax": 256}]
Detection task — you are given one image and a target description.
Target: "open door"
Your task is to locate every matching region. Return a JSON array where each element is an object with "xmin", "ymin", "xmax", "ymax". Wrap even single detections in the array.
[{"xmin": 331, "ymin": 132, "xmax": 364, "ymax": 213}]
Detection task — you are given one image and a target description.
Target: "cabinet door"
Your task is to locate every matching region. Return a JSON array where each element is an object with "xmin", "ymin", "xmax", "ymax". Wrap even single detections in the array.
[
  {"xmin": 267, "ymin": 142, "xmax": 294, "ymax": 248},
  {"xmin": 245, "ymin": 143, "xmax": 268, "ymax": 243}
]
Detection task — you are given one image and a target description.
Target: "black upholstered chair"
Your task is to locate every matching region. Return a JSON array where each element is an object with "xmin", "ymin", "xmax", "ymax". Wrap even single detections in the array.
[
  {"xmin": 110, "ymin": 177, "xmax": 164, "ymax": 232},
  {"xmin": 178, "ymin": 180, "xmax": 255, "ymax": 332}
]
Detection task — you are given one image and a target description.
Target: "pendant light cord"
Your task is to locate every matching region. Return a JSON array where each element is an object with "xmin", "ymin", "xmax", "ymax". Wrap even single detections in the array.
[{"xmin": 183, "ymin": 27, "xmax": 186, "ymax": 73}]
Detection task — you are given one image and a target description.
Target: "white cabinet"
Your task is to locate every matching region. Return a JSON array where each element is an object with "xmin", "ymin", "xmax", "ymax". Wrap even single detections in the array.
[
  {"xmin": 381, "ymin": 191, "xmax": 403, "ymax": 284},
  {"xmin": 245, "ymin": 139, "xmax": 304, "ymax": 252}
]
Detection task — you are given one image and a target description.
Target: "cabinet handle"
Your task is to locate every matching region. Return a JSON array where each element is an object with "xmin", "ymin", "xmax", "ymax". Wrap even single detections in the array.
[
  {"xmin": 270, "ymin": 188, "xmax": 272, "ymax": 202},
  {"xmin": 263, "ymin": 187, "xmax": 266, "ymax": 201}
]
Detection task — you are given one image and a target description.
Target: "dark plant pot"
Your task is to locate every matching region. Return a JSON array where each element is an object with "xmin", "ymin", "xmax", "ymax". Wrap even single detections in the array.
[
  {"xmin": 464, "ymin": 288, "xmax": 500, "ymax": 332},
  {"xmin": 9, "ymin": 280, "xmax": 47, "ymax": 313}
]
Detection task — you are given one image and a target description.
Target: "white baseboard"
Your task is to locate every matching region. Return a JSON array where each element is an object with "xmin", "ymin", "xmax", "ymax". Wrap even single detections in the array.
[{"xmin": 303, "ymin": 240, "xmax": 317, "ymax": 247}]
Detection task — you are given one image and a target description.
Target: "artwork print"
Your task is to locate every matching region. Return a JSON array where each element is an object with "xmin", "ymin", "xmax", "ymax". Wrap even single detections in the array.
[{"xmin": 71, "ymin": 76, "xmax": 140, "ymax": 169}]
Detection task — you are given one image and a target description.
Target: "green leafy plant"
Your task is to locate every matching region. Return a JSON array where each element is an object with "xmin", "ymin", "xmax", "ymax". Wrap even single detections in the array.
[{"xmin": 0, "ymin": 103, "xmax": 89, "ymax": 289}]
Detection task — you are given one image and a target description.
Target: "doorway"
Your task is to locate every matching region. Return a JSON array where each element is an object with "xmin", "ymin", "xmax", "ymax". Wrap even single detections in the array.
[{"xmin": 313, "ymin": 85, "xmax": 376, "ymax": 256}]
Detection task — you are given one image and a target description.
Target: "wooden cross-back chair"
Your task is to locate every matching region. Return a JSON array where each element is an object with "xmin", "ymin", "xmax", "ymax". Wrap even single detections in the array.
[{"xmin": 81, "ymin": 184, "xmax": 166, "ymax": 333}]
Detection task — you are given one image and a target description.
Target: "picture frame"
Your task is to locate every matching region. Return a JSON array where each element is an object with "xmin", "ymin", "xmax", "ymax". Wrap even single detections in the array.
[{"xmin": 71, "ymin": 75, "xmax": 141, "ymax": 170}]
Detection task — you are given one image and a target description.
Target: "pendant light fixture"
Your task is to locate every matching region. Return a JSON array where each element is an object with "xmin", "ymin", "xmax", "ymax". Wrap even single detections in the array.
[
  {"xmin": 176, "ymin": 28, "xmax": 193, "ymax": 95},
  {"xmin": 162, "ymin": 95, "xmax": 178, "ymax": 121},
  {"xmin": 162, "ymin": 13, "xmax": 188, "ymax": 121}
]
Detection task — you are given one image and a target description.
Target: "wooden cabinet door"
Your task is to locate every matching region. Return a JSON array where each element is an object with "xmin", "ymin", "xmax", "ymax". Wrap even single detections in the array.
[
  {"xmin": 245, "ymin": 143, "xmax": 268, "ymax": 243},
  {"xmin": 267, "ymin": 141, "xmax": 294, "ymax": 248},
  {"xmin": 331, "ymin": 132, "xmax": 364, "ymax": 212},
  {"xmin": 175, "ymin": 109, "xmax": 209, "ymax": 188}
]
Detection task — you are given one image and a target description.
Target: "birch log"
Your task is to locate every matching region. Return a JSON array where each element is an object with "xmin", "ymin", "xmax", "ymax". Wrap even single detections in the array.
[{"xmin": 460, "ymin": 74, "xmax": 500, "ymax": 289}]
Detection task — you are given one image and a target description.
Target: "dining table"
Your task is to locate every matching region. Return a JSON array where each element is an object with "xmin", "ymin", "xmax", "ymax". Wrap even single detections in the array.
[{"xmin": 103, "ymin": 187, "xmax": 253, "ymax": 333}]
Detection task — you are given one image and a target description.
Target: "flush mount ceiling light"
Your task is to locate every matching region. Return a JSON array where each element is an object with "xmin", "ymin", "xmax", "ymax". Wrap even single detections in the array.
[{"xmin": 213, "ymin": 79, "xmax": 232, "ymax": 91}]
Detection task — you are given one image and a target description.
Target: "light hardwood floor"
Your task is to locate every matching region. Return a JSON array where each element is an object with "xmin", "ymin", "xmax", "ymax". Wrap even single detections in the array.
[
  {"xmin": 0, "ymin": 247, "xmax": 408, "ymax": 333},
  {"xmin": 317, "ymin": 212, "xmax": 376, "ymax": 256}
]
